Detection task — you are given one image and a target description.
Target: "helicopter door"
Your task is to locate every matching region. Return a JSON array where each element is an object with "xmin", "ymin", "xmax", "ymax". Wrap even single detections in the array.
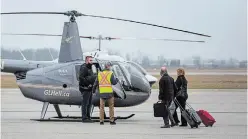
[
  {"xmin": 109, "ymin": 63, "xmax": 127, "ymax": 99},
  {"xmin": 98, "ymin": 62, "xmax": 126, "ymax": 99}
]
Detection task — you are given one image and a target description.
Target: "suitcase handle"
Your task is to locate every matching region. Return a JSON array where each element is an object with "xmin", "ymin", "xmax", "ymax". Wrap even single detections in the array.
[
  {"xmin": 174, "ymin": 98, "xmax": 192, "ymax": 118},
  {"xmin": 174, "ymin": 98, "xmax": 185, "ymax": 111}
]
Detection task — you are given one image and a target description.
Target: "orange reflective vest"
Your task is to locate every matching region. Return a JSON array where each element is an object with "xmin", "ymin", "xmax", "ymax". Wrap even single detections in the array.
[{"xmin": 98, "ymin": 70, "xmax": 113, "ymax": 94}]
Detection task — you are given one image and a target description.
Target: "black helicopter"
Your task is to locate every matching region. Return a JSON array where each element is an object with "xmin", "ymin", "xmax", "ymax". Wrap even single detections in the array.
[{"xmin": 1, "ymin": 10, "xmax": 210, "ymax": 122}]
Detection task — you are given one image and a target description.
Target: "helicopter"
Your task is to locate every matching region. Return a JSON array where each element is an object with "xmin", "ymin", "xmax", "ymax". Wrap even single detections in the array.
[{"xmin": 0, "ymin": 10, "xmax": 210, "ymax": 122}]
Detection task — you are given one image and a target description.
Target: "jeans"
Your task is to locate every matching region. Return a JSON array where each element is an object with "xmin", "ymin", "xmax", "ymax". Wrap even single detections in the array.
[{"xmin": 80, "ymin": 90, "xmax": 93, "ymax": 120}]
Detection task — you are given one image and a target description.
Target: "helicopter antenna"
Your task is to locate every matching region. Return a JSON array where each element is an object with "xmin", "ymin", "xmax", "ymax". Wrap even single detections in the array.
[
  {"xmin": 18, "ymin": 49, "xmax": 27, "ymax": 60},
  {"xmin": 48, "ymin": 48, "xmax": 54, "ymax": 61}
]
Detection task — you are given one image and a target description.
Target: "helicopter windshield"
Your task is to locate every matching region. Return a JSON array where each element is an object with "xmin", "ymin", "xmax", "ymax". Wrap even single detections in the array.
[
  {"xmin": 97, "ymin": 60, "xmax": 150, "ymax": 93},
  {"xmin": 118, "ymin": 62, "xmax": 150, "ymax": 92},
  {"xmin": 127, "ymin": 61, "xmax": 148, "ymax": 75}
]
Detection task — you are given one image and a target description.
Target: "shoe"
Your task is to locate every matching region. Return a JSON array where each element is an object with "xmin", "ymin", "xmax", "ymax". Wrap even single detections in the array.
[
  {"xmin": 82, "ymin": 119, "xmax": 94, "ymax": 123},
  {"xmin": 161, "ymin": 125, "xmax": 170, "ymax": 128},
  {"xmin": 110, "ymin": 121, "xmax": 116, "ymax": 125},
  {"xmin": 170, "ymin": 123, "xmax": 178, "ymax": 127},
  {"xmin": 179, "ymin": 124, "xmax": 187, "ymax": 127},
  {"xmin": 100, "ymin": 122, "xmax": 104, "ymax": 125}
]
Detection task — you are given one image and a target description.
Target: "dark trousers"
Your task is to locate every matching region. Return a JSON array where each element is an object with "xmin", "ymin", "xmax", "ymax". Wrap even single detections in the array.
[
  {"xmin": 80, "ymin": 89, "xmax": 93, "ymax": 120},
  {"xmin": 173, "ymin": 96, "xmax": 187, "ymax": 125},
  {"xmin": 163, "ymin": 100, "xmax": 175, "ymax": 125}
]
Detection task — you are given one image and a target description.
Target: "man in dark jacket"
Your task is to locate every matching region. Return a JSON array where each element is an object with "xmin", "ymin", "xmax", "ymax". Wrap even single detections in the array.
[
  {"xmin": 158, "ymin": 66, "xmax": 177, "ymax": 128},
  {"xmin": 79, "ymin": 56, "xmax": 97, "ymax": 123}
]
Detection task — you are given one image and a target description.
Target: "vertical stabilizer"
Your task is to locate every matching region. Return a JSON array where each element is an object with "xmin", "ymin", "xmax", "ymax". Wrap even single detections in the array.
[{"xmin": 58, "ymin": 22, "xmax": 83, "ymax": 63}]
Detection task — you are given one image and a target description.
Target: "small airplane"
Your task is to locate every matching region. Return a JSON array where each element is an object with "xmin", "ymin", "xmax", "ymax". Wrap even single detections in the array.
[{"xmin": 0, "ymin": 10, "xmax": 210, "ymax": 122}]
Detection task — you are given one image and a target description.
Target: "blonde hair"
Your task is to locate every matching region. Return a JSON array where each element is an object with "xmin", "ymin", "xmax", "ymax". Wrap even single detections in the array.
[{"xmin": 177, "ymin": 68, "xmax": 185, "ymax": 76}]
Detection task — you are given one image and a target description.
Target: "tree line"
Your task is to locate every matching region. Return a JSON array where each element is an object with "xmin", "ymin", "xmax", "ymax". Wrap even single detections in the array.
[{"xmin": 1, "ymin": 48, "xmax": 246, "ymax": 68}]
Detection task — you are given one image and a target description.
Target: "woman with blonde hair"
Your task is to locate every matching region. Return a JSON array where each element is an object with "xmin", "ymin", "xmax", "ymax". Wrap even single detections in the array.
[{"xmin": 173, "ymin": 68, "xmax": 188, "ymax": 127}]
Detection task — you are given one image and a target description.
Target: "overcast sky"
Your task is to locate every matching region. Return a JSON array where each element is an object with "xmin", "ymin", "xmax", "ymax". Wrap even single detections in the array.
[{"xmin": 0, "ymin": 0, "xmax": 247, "ymax": 60}]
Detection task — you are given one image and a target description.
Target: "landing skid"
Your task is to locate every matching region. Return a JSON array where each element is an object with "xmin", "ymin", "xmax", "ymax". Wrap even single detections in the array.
[
  {"xmin": 31, "ymin": 114, "xmax": 135, "ymax": 122},
  {"xmin": 52, "ymin": 114, "xmax": 135, "ymax": 120},
  {"xmin": 34, "ymin": 102, "xmax": 135, "ymax": 122}
]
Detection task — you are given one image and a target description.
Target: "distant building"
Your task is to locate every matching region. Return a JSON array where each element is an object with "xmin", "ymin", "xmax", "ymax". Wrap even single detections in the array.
[{"xmin": 239, "ymin": 60, "xmax": 247, "ymax": 68}]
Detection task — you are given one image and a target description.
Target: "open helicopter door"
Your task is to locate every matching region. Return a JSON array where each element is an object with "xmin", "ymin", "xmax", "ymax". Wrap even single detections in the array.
[{"xmin": 98, "ymin": 61, "xmax": 127, "ymax": 99}]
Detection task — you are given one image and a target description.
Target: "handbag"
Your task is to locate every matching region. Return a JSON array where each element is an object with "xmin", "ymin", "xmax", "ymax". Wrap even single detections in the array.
[{"xmin": 177, "ymin": 77, "xmax": 188, "ymax": 99}]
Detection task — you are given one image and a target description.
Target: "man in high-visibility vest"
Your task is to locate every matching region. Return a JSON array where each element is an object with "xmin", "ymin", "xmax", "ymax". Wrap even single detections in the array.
[{"xmin": 93, "ymin": 62, "xmax": 118, "ymax": 125}]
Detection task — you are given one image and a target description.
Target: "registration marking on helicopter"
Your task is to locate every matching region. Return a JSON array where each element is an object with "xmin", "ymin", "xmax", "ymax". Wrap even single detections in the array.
[{"xmin": 44, "ymin": 89, "xmax": 70, "ymax": 97}]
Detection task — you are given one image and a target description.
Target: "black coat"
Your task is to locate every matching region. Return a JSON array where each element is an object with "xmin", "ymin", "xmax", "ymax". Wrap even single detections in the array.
[
  {"xmin": 79, "ymin": 63, "xmax": 97, "ymax": 91},
  {"xmin": 158, "ymin": 73, "xmax": 177, "ymax": 103},
  {"xmin": 175, "ymin": 75, "xmax": 188, "ymax": 99}
]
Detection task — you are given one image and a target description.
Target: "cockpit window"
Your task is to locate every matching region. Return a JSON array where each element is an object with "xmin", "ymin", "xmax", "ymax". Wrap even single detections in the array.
[
  {"xmin": 119, "ymin": 62, "xmax": 148, "ymax": 84},
  {"xmin": 121, "ymin": 62, "xmax": 144, "ymax": 77},
  {"xmin": 75, "ymin": 65, "xmax": 81, "ymax": 81},
  {"xmin": 127, "ymin": 61, "xmax": 147, "ymax": 75},
  {"xmin": 119, "ymin": 62, "xmax": 150, "ymax": 92},
  {"xmin": 111, "ymin": 64, "xmax": 130, "ymax": 87}
]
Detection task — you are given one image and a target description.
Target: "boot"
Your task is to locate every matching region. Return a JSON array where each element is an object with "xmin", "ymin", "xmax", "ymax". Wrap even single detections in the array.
[
  {"xmin": 82, "ymin": 118, "xmax": 94, "ymax": 123},
  {"xmin": 161, "ymin": 125, "xmax": 170, "ymax": 128},
  {"xmin": 110, "ymin": 121, "xmax": 116, "ymax": 125},
  {"xmin": 170, "ymin": 122, "xmax": 178, "ymax": 127}
]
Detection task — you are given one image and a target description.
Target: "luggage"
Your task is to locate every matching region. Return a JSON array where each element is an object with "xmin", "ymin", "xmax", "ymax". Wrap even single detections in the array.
[
  {"xmin": 185, "ymin": 102, "xmax": 202, "ymax": 125},
  {"xmin": 197, "ymin": 110, "xmax": 216, "ymax": 127},
  {"xmin": 168, "ymin": 100, "xmax": 176, "ymax": 115},
  {"xmin": 153, "ymin": 101, "xmax": 167, "ymax": 117},
  {"xmin": 174, "ymin": 98, "xmax": 201, "ymax": 128}
]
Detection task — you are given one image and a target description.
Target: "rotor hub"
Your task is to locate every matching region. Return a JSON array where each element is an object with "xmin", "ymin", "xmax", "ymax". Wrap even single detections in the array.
[{"xmin": 64, "ymin": 10, "xmax": 83, "ymax": 22}]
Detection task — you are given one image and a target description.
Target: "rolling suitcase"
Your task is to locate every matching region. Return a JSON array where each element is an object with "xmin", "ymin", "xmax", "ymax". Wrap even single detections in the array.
[
  {"xmin": 185, "ymin": 102, "xmax": 202, "ymax": 125},
  {"xmin": 197, "ymin": 110, "xmax": 216, "ymax": 127},
  {"xmin": 174, "ymin": 98, "xmax": 201, "ymax": 128},
  {"xmin": 153, "ymin": 101, "xmax": 167, "ymax": 117}
]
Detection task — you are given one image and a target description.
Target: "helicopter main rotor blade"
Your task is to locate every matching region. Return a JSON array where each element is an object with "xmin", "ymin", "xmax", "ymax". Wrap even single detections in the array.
[
  {"xmin": 103, "ymin": 37, "xmax": 205, "ymax": 43},
  {"xmin": 1, "ymin": 10, "xmax": 211, "ymax": 37},
  {"xmin": 0, "ymin": 12, "xmax": 65, "ymax": 15},
  {"xmin": 1, "ymin": 33, "xmax": 93, "ymax": 39},
  {"xmin": 0, "ymin": 11, "xmax": 82, "ymax": 16},
  {"xmin": 80, "ymin": 14, "xmax": 211, "ymax": 38},
  {"xmin": 2, "ymin": 33, "xmax": 205, "ymax": 42}
]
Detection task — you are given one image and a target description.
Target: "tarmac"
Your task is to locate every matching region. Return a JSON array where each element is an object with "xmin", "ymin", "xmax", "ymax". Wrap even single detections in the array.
[{"xmin": 1, "ymin": 88, "xmax": 247, "ymax": 139}]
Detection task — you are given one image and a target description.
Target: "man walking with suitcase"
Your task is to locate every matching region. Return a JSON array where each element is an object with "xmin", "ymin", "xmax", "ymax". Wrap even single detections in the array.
[{"xmin": 158, "ymin": 66, "xmax": 177, "ymax": 128}]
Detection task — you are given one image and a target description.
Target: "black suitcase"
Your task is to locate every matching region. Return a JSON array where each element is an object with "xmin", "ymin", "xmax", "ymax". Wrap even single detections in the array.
[
  {"xmin": 185, "ymin": 102, "xmax": 202, "ymax": 126},
  {"xmin": 174, "ymin": 98, "xmax": 201, "ymax": 128},
  {"xmin": 153, "ymin": 101, "xmax": 168, "ymax": 117}
]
